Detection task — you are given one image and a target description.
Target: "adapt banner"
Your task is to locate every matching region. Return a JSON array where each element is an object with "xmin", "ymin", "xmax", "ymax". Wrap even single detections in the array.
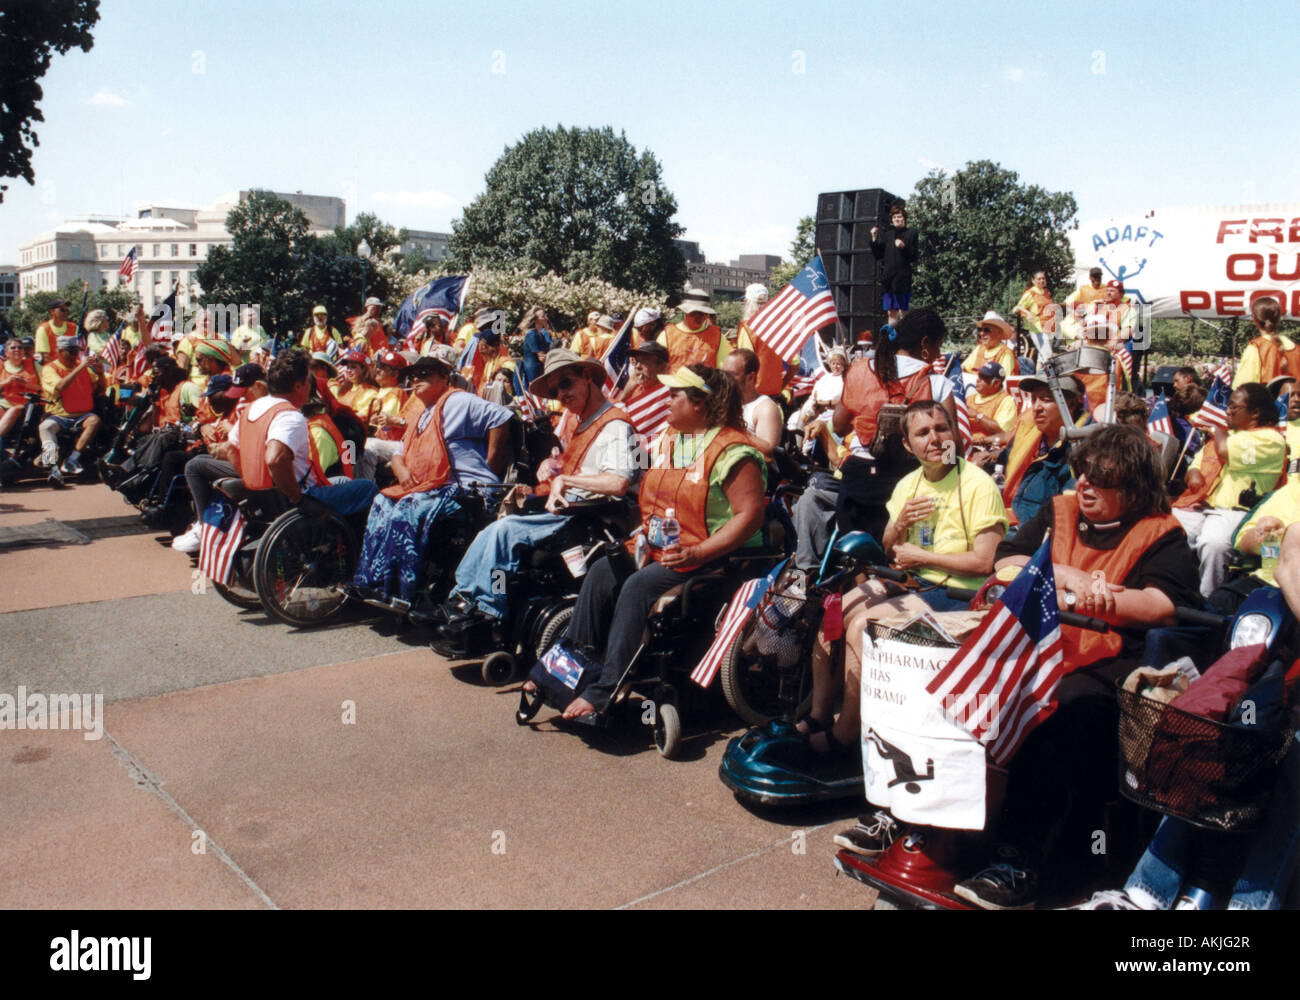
[{"xmin": 1071, "ymin": 203, "xmax": 1300, "ymax": 319}]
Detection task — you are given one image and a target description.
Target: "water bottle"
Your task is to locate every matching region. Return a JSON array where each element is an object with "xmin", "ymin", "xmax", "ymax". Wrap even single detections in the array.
[
  {"xmin": 1261, "ymin": 529, "xmax": 1281, "ymax": 579},
  {"xmin": 993, "ymin": 463, "xmax": 1006, "ymax": 490},
  {"xmin": 544, "ymin": 446, "xmax": 563, "ymax": 479},
  {"xmin": 661, "ymin": 508, "xmax": 680, "ymax": 550},
  {"xmin": 918, "ymin": 521, "xmax": 935, "ymax": 549}
]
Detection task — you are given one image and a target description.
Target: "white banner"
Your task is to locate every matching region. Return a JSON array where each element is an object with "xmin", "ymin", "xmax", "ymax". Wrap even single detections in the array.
[
  {"xmin": 859, "ymin": 633, "xmax": 987, "ymax": 830},
  {"xmin": 1070, "ymin": 203, "xmax": 1300, "ymax": 320}
]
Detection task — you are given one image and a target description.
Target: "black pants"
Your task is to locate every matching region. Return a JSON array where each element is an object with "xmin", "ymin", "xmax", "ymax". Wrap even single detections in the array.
[{"xmin": 998, "ymin": 657, "xmax": 1137, "ymax": 857}]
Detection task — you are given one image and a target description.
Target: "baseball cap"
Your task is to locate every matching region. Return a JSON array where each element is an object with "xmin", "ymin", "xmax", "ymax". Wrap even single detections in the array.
[
  {"xmin": 1019, "ymin": 374, "xmax": 1084, "ymax": 396},
  {"xmin": 201, "ymin": 373, "xmax": 235, "ymax": 398},
  {"xmin": 977, "ymin": 361, "xmax": 1006, "ymax": 380}
]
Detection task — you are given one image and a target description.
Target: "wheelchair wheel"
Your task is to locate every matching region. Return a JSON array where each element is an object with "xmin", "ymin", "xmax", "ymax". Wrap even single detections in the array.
[
  {"xmin": 533, "ymin": 604, "xmax": 574, "ymax": 660},
  {"xmin": 254, "ymin": 510, "xmax": 355, "ymax": 628},
  {"xmin": 481, "ymin": 650, "xmax": 517, "ymax": 686},
  {"xmin": 718, "ymin": 626, "xmax": 808, "ymax": 727},
  {"xmin": 654, "ymin": 701, "xmax": 682, "ymax": 759},
  {"xmin": 212, "ymin": 578, "xmax": 262, "ymax": 610}
]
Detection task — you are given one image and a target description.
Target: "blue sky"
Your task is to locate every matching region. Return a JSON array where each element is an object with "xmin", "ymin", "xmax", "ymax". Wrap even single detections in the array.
[{"xmin": 2, "ymin": 0, "xmax": 1297, "ymax": 268}]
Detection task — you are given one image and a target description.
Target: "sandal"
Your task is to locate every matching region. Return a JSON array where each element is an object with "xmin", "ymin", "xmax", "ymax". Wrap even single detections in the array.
[
  {"xmin": 794, "ymin": 715, "xmax": 832, "ymax": 736},
  {"xmin": 806, "ymin": 727, "xmax": 853, "ymax": 755}
]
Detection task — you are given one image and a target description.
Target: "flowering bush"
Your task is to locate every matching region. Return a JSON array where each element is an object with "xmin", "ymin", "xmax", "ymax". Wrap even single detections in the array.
[{"xmin": 375, "ymin": 258, "xmax": 666, "ymax": 333}]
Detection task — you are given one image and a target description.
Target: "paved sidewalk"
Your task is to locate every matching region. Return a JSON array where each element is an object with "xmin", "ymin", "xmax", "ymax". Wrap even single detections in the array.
[{"xmin": 0, "ymin": 481, "xmax": 875, "ymax": 909}]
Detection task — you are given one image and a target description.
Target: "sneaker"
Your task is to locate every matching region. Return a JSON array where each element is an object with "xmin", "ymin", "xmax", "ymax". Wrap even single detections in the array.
[
  {"xmin": 60, "ymin": 454, "xmax": 83, "ymax": 476},
  {"xmin": 1064, "ymin": 889, "xmax": 1144, "ymax": 910},
  {"xmin": 954, "ymin": 857, "xmax": 1039, "ymax": 910},
  {"xmin": 833, "ymin": 810, "xmax": 900, "ymax": 857},
  {"xmin": 172, "ymin": 523, "xmax": 202, "ymax": 553},
  {"xmin": 48, "ymin": 468, "xmax": 65, "ymax": 488}
]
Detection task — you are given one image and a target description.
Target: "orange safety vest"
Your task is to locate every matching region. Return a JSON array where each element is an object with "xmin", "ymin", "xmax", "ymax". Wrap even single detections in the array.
[
  {"xmin": 381, "ymin": 389, "xmax": 459, "ymax": 500},
  {"xmin": 633, "ymin": 426, "xmax": 752, "ymax": 573},
  {"xmin": 157, "ymin": 383, "xmax": 187, "ymax": 426},
  {"xmin": 738, "ymin": 321, "xmax": 788, "ymax": 396},
  {"xmin": 969, "ymin": 388, "xmax": 1012, "ymax": 428},
  {"xmin": 661, "ymin": 322, "xmax": 724, "ymax": 370},
  {"xmin": 2, "ymin": 360, "xmax": 41, "ymax": 407},
  {"xmin": 535, "ymin": 405, "xmax": 632, "ymax": 497},
  {"xmin": 236, "ymin": 399, "xmax": 327, "ymax": 490},
  {"xmin": 377, "ymin": 391, "xmax": 426, "ymax": 442},
  {"xmin": 1001, "ymin": 412, "xmax": 1043, "ymax": 514},
  {"xmin": 48, "ymin": 359, "xmax": 95, "ymax": 415},
  {"xmin": 1050, "ymin": 494, "xmax": 1182, "ymax": 668},
  {"xmin": 841, "ymin": 358, "xmax": 933, "ymax": 451},
  {"xmin": 1250, "ymin": 336, "xmax": 1300, "ymax": 383},
  {"xmin": 308, "ymin": 412, "xmax": 353, "ymax": 479}
]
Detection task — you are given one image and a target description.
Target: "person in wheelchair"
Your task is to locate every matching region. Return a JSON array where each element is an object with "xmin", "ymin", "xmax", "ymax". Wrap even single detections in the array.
[
  {"xmin": 802, "ymin": 401, "xmax": 1008, "ymax": 755},
  {"xmin": 351, "ymin": 353, "xmax": 512, "ymax": 609},
  {"xmin": 437, "ymin": 348, "xmax": 640, "ymax": 630},
  {"xmin": 954, "ymin": 424, "xmax": 1202, "ymax": 909},
  {"xmin": 536, "ymin": 364, "xmax": 767, "ymax": 721},
  {"xmin": 39, "ymin": 335, "xmax": 105, "ymax": 485},
  {"xmin": 227, "ymin": 348, "xmax": 378, "ymax": 517}
]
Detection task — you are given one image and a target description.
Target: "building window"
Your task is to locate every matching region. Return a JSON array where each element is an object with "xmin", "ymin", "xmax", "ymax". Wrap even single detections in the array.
[
  {"xmin": 153, "ymin": 244, "xmax": 160, "ymax": 257},
  {"xmin": 69, "ymin": 245, "xmax": 80, "ymax": 259},
  {"xmin": 189, "ymin": 244, "xmax": 197, "ymax": 256},
  {"xmin": 171, "ymin": 244, "xmax": 178, "ymax": 257}
]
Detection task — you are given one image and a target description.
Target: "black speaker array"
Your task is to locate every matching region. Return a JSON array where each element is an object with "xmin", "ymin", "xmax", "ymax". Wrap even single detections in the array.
[{"xmin": 814, "ymin": 187, "xmax": 897, "ymax": 341}]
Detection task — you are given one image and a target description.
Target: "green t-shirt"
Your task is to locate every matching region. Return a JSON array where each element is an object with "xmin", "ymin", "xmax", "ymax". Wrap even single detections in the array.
[{"xmin": 655, "ymin": 426, "xmax": 767, "ymax": 545}]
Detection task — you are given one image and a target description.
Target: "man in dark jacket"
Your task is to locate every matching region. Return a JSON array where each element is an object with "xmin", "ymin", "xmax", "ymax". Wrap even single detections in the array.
[{"xmin": 870, "ymin": 202, "xmax": 919, "ymax": 326}]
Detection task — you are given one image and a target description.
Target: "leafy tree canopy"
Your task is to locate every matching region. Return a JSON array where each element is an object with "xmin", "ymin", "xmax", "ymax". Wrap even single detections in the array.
[
  {"xmin": 908, "ymin": 160, "xmax": 1078, "ymax": 320},
  {"xmin": 0, "ymin": 0, "xmax": 100, "ymax": 202},
  {"xmin": 767, "ymin": 215, "xmax": 816, "ymax": 294},
  {"xmin": 5, "ymin": 278, "xmax": 134, "ymax": 336},
  {"xmin": 447, "ymin": 125, "xmax": 687, "ymax": 297}
]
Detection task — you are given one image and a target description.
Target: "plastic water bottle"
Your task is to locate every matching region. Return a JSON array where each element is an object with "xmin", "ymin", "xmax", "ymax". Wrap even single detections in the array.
[
  {"xmin": 544, "ymin": 446, "xmax": 563, "ymax": 479},
  {"xmin": 993, "ymin": 463, "xmax": 1006, "ymax": 490},
  {"xmin": 661, "ymin": 508, "xmax": 680, "ymax": 550},
  {"xmin": 1261, "ymin": 530, "xmax": 1281, "ymax": 579}
]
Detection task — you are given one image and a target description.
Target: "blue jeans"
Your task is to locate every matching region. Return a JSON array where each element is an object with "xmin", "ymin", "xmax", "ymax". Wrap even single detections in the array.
[
  {"xmin": 450, "ymin": 512, "xmax": 571, "ymax": 619},
  {"xmin": 914, "ymin": 586, "xmax": 973, "ymax": 613},
  {"xmin": 304, "ymin": 476, "xmax": 377, "ymax": 517},
  {"xmin": 1125, "ymin": 729, "xmax": 1299, "ymax": 909}
]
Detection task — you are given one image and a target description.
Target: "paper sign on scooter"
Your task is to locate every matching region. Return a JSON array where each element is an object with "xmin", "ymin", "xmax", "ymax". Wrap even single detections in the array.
[{"xmin": 859, "ymin": 632, "xmax": 987, "ymax": 830}]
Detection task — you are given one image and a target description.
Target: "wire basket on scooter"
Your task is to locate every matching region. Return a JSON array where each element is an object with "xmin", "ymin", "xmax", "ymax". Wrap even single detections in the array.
[
  {"xmin": 745, "ymin": 570, "xmax": 808, "ymax": 670},
  {"xmin": 866, "ymin": 619, "xmax": 963, "ymax": 650},
  {"xmin": 1116, "ymin": 686, "xmax": 1294, "ymax": 832}
]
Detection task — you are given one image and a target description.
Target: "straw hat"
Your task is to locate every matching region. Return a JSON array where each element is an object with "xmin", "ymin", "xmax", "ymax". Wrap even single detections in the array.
[{"xmin": 527, "ymin": 348, "xmax": 606, "ymax": 399}]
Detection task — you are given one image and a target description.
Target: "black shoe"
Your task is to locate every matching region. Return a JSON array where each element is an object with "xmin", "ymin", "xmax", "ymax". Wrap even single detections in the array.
[
  {"xmin": 833, "ymin": 810, "xmax": 901, "ymax": 857},
  {"xmin": 954, "ymin": 847, "xmax": 1039, "ymax": 910}
]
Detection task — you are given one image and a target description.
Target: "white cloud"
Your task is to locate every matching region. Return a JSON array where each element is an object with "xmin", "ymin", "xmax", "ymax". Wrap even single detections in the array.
[
  {"xmin": 919, "ymin": 157, "xmax": 955, "ymax": 175},
  {"xmin": 370, "ymin": 189, "xmax": 459, "ymax": 212},
  {"xmin": 89, "ymin": 89, "xmax": 130, "ymax": 107}
]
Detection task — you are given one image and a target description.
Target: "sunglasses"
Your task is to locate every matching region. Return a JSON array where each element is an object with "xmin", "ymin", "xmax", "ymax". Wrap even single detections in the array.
[
  {"xmin": 1073, "ymin": 463, "xmax": 1120, "ymax": 489},
  {"xmin": 554, "ymin": 376, "xmax": 578, "ymax": 392}
]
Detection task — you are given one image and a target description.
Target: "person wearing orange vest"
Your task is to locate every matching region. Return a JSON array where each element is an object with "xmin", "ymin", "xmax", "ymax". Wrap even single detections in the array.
[
  {"xmin": 1012, "ymin": 270, "xmax": 1056, "ymax": 334},
  {"xmin": 1000, "ymin": 374, "xmax": 1091, "ymax": 527},
  {"xmin": 629, "ymin": 306, "xmax": 664, "ymax": 351},
  {"xmin": 832, "ymin": 308, "xmax": 957, "ymax": 541},
  {"xmin": 227, "ymin": 349, "xmax": 377, "ymax": 517},
  {"xmin": 351, "ymin": 354, "xmax": 512, "ymax": 608},
  {"xmin": 960, "ymin": 311, "xmax": 1018, "ymax": 377},
  {"xmin": 570, "ymin": 313, "xmax": 614, "ymax": 360},
  {"xmin": 0, "ymin": 338, "xmax": 42, "ymax": 457},
  {"xmin": 34, "ymin": 299, "xmax": 78, "ymax": 363},
  {"xmin": 38, "ymin": 335, "xmax": 104, "ymax": 485},
  {"xmin": 658, "ymin": 290, "xmax": 729, "ymax": 370},
  {"xmin": 539, "ymin": 363, "xmax": 767, "ymax": 720},
  {"xmin": 437, "ymin": 348, "xmax": 640, "ymax": 629},
  {"xmin": 1233, "ymin": 296, "xmax": 1300, "ymax": 388},
  {"xmin": 613, "ymin": 340, "xmax": 670, "ymax": 406},
  {"xmin": 300, "ymin": 305, "xmax": 344, "ymax": 355},
  {"xmin": 955, "ymin": 424, "xmax": 1200, "ymax": 910},
  {"xmin": 333, "ymin": 349, "xmax": 378, "ymax": 418}
]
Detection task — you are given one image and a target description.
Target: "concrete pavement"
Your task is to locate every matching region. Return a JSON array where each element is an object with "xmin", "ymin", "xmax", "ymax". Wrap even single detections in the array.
[{"xmin": 0, "ymin": 480, "xmax": 876, "ymax": 909}]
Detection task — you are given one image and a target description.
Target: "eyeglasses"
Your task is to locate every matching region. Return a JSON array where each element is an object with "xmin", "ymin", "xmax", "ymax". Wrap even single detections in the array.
[
  {"xmin": 554, "ymin": 376, "xmax": 576, "ymax": 392},
  {"xmin": 1073, "ymin": 463, "xmax": 1120, "ymax": 489}
]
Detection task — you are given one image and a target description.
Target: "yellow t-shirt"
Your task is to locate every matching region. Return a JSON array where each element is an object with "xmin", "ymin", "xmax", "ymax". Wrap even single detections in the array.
[
  {"xmin": 885, "ymin": 458, "xmax": 1008, "ymax": 590},
  {"xmin": 1190, "ymin": 427, "xmax": 1287, "ymax": 509},
  {"xmin": 961, "ymin": 341, "xmax": 1016, "ymax": 375},
  {"xmin": 372, "ymin": 385, "xmax": 404, "ymax": 424},
  {"xmin": 971, "ymin": 391, "xmax": 1019, "ymax": 434},
  {"xmin": 1234, "ymin": 479, "xmax": 1300, "ymax": 586},
  {"xmin": 1286, "ymin": 420, "xmax": 1300, "ymax": 482},
  {"xmin": 40, "ymin": 362, "xmax": 101, "ymax": 418},
  {"xmin": 1233, "ymin": 334, "xmax": 1298, "ymax": 389},
  {"xmin": 310, "ymin": 422, "xmax": 341, "ymax": 473}
]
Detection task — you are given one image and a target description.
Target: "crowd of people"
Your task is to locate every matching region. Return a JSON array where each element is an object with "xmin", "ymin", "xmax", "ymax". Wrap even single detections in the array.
[{"xmin": 2, "ymin": 232, "xmax": 1298, "ymax": 911}]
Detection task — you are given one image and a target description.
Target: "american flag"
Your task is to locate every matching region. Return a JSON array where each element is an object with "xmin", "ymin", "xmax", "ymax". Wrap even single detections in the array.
[
  {"xmin": 1113, "ymin": 343, "xmax": 1134, "ymax": 382},
  {"xmin": 948, "ymin": 375, "xmax": 972, "ymax": 456},
  {"xmin": 746, "ymin": 256, "xmax": 839, "ymax": 361},
  {"xmin": 931, "ymin": 352, "xmax": 959, "ymax": 377},
  {"xmin": 1192, "ymin": 374, "xmax": 1231, "ymax": 431},
  {"xmin": 101, "ymin": 323, "xmax": 125, "ymax": 368},
  {"xmin": 789, "ymin": 368, "xmax": 824, "ymax": 398},
  {"xmin": 197, "ymin": 498, "xmax": 246, "ymax": 587},
  {"xmin": 1277, "ymin": 392, "xmax": 1290, "ymax": 430},
  {"xmin": 1147, "ymin": 394, "xmax": 1173, "ymax": 437},
  {"xmin": 1005, "ymin": 374, "xmax": 1033, "ymax": 413},
  {"xmin": 926, "ymin": 538, "xmax": 1066, "ymax": 765},
  {"xmin": 1212, "ymin": 358, "xmax": 1233, "ymax": 386},
  {"xmin": 600, "ymin": 311, "xmax": 637, "ymax": 391},
  {"xmin": 516, "ymin": 390, "xmax": 547, "ymax": 422},
  {"xmin": 689, "ymin": 558, "xmax": 787, "ymax": 688},
  {"xmin": 117, "ymin": 246, "xmax": 138, "ymax": 282},
  {"xmin": 624, "ymin": 384, "xmax": 671, "ymax": 443}
]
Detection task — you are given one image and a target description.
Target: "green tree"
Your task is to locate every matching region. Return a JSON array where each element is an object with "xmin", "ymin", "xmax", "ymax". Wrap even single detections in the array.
[
  {"xmin": 196, "ymin": 191, "xmax": 312, "ymax": 336},
  {"xmin": 0, "ymin": 0, "xmax": 100, "ymax": 202},
  {"xmin": 5, "ymin": 278, "xmax": 133, "ymax": 336},
  {"xmin": 298, "ymin": 213, "xmax": 408, "ymax": 321},
  {"xmin": 767, "ymin": 215, "xmax": 816, "ymax": 294},
  {"xmin": 908, "ymin": 160, "xmax": 1078, "ymax": 321},
  {"xmin": 447, "ymin": 125, "xmax": 687, "ymax": 296}
]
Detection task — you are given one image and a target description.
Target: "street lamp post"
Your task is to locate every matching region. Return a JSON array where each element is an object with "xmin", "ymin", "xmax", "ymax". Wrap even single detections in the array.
[{"xmin": 357, "ymin": 238, "xmax": 372, "ymax": 309}]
